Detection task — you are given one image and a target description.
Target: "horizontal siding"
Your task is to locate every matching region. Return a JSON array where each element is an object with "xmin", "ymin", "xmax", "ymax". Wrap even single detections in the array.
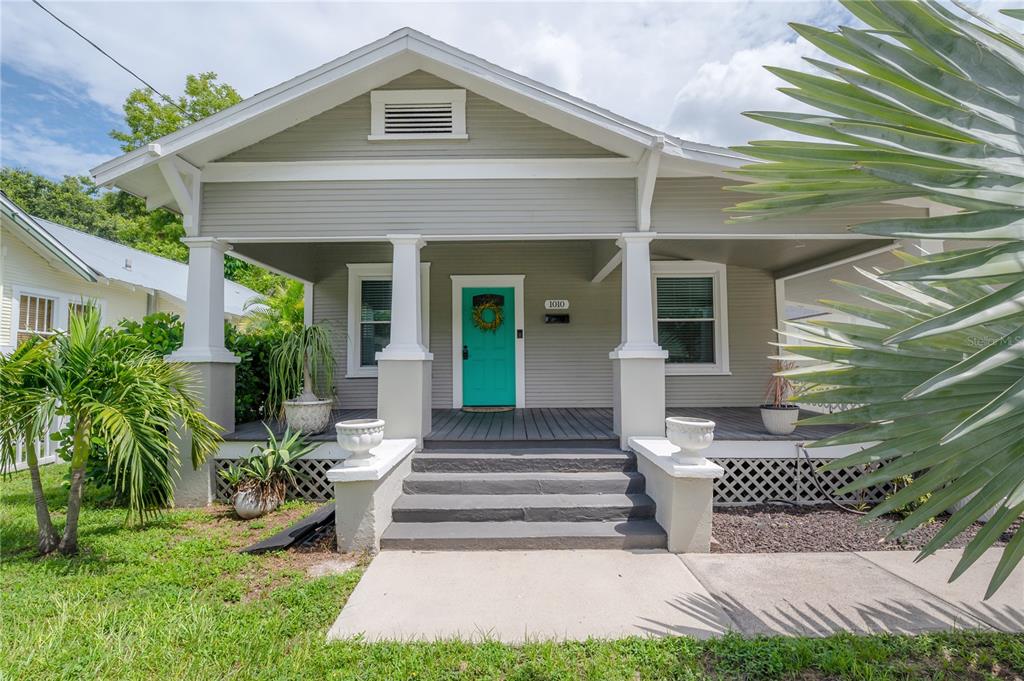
[
  {"xmin": 652, "ymin": 177, "xmax": 925, "ymax": 235},
  {"xmin": 223, "ymin": 71, "xmax": 617, "ymax": 161},
  {"xmin": 1, "ymin": 226, "xmax": 148, "ymax": 351},
  {"xmin": 312, "ymin": 241, "xmax": 773, "ymax": 410},
  {"xmin": 665, "ymin": 266, "xmax": 776, "ymax": 407},
  {"xmin": 201, "ymin": 179, "xmax": 637, "ymax": 238}
]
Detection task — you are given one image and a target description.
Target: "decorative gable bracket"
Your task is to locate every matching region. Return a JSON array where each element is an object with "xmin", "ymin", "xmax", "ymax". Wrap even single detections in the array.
[{"xmin": 154, "ymin": 148, "xmax": 202, "ymax": 236}]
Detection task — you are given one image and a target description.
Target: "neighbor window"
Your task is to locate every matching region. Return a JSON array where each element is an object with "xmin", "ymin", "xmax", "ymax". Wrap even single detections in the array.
[
  {"xmin": 652, "ymin": 262, "xmax": 730, "ymax": 375},
  {"xmin": 346, "ymin": 263, "xmax": 431, "ymax": 377},
  {"xmin": 368, "ymin": 89, "xmax": 467, "ymax": 141},
  {"xmin": 17, "ymin": 293, "xmax": 56, "ymax": 345}
]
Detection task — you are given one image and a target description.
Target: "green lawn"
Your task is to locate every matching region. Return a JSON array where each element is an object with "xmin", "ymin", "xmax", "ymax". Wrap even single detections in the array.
[{"xmin": 2, "ymin": 466, "xmax": 1022, "ymax": 680}]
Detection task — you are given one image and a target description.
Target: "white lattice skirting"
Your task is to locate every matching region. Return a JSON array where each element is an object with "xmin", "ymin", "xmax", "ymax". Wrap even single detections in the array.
[{"xmin": 710, "ymin": 457, "xmax": 887, "ymax": 507}]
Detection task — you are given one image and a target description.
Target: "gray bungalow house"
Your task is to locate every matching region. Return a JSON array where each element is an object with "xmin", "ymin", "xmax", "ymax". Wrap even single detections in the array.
[{"xmin": 92, "ymin": 29, "xmax": 922, "ymax": 552}]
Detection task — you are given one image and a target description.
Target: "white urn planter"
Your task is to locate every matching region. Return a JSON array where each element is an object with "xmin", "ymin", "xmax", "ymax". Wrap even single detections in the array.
[
  {"xmin": 760, "ymin": 404, "xmax": 800, "ymax": 435},
  {"xmin": 665, "ymin": 416, "xmax": 716, "ymax": 465},
  {"xmin": 283, "ymin": 398, "xmax": 333, "ymax": 434},
  {"xmin": 232, "ymin": 489, "xmax": 281, "ymax": 520},
  {"xmin": 336, "ymin": 418, "xmax": 386, "ymax": 466}
]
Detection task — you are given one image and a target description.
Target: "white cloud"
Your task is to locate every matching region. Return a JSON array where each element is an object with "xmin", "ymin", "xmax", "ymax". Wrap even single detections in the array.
[
  {"xmin": 667, "ymin": 37, "xmax": 822, "ymax": 147},
  {"xmin": 1, "ymin": 122, "xmax": 110, "ymax": 178},
  {"xmin": 10, "ymin": 0, "xmax": 1017, "ymax": 161}
]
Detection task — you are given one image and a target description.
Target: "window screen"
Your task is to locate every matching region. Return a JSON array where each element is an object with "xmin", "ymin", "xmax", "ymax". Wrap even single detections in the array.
[
  {"xmin": 17, "ymin": 294, "xmax": 56, "ymax": 346},
  {"xmin": 656, "ymin": 277, "xmax": 715, "ymax": 364},
  {"xmin": 359, "ymin": 280, "xmax": 391, "ymax": 366}
]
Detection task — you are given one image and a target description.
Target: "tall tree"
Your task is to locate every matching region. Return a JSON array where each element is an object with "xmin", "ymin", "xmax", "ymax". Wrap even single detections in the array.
[
  {"xmin": 110, "ymin": 72, "xmax": 242, "ymax": 152},
  {"xmin": 729, "ymin": 1, "xmax": 1024, "ymax": 595}
]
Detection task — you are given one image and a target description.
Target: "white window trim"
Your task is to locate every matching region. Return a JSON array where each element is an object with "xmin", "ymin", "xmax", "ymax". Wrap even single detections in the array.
[
  {"xmin": 345, "ymin": 263, "xmax": 430, "ymax": 378},
  {"xmin": 651, "ymin": 261, "xmax": 730, "ymax": 376},
  {"xmin": 368, "ymin": 89, "xmax": 468, "ymax": 141},
  {"xmin": 451, "ymin": 274, "xmax": 526, "ymax": 409},
  {"xmin": 10, "ymin": 285, "xmax": 106, "ymax": 348}
]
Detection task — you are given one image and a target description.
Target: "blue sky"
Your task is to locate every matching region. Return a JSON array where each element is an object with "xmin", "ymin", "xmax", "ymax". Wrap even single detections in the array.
[{"xmin": 1, "ymin": 1, "xmax": 1020, "ymax": 180}]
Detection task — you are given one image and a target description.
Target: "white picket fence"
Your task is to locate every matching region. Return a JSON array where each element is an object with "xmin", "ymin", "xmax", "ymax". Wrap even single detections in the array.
[{"xmin": 3, "ymin": 418, "xmax": 63, "ymax": 473}]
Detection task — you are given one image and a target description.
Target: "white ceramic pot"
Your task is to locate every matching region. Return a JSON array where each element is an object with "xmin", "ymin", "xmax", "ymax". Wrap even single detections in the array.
[
  {"xmin": 283, "ymin": 399, "xmax": 333, "ymax": 434},
  {"xmin": 948, "ymin": 492, "xmax": 1003, "ymax": 524},
  {"xmin": 760, "ymin": 405, "xmax": 800, "ymax": 435},
  {"xmin": 665, "ymin": 416, "xmax": 716, "ymax": 465},
  {"xmin": 233, "ymin": 489, "xmax": 281, "ymax": 520},
  {"xmin": 336, "ymin": 418, "xmax": 386, "ymax": 466}
]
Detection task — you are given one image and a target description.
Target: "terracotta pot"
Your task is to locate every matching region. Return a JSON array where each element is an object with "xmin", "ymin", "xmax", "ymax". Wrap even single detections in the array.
[
  {"xmin": 283, "ymin": 399, "xmax": 332, "ymax": 434},
  {"xmin": 336, "ymin": 418, "xmax": 386, "ymax": 466},
  {"xmin": 233, "ymin": 489, "xmax": 281, "ymax": 519},
  {"xmin": 665, "ymin": 416, "xmax": 716, "ymax": 464},
  {"xmin": 760, "ymin": 404, "xmax": 800, "ymax": 435}
]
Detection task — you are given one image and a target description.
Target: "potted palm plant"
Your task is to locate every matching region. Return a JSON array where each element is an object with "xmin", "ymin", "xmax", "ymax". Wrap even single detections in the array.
[
  {"xmin": 268, "ymin": 324, "xmax": 335, "ymax": 433},
  {"xmin": 760, "ymin": 364, "xmax": 799, "ymax": 435},
  {"xmin": 219, "ymin": 425, "xmax": 315, "ymax": 519}
]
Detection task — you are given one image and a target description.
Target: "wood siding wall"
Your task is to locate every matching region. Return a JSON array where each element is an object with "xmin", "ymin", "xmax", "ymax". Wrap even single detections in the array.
[
  {"xmin": 311, "ymin": 241, "xmax": 775, "ymax": 410},
  {"xmin": 652, "ymin": 177, "xmax": 924, "ymax": 235},
  {"xmin": 200, "ymin": 178, "xmax": 637, "ymax": 238},
  {"xmin": 222, "ymin": 71, "xmax": 617, "ymax": 161}
]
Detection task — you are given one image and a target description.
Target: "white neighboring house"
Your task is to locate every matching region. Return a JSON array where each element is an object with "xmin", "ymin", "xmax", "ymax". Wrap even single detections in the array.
[{"xmin": 1, "ymin": 191, "xmax": 258, "ymax": 355}]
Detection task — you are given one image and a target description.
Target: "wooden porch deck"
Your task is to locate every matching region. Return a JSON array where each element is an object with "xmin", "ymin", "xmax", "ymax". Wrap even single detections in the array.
[{"xmin": 228, "ymin": 406, "xmax": 849, "ymax": 443}]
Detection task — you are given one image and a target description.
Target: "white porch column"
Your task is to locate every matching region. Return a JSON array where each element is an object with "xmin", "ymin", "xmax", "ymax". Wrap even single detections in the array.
[
  {"xmin": 610, "ymin": 232, "xmax": 667, "ymax": 449},
  {"xmin": 167, "ymin": 237, "xmax": 239, "ymax": 506},
  {"xmin": 376, "ymin": 235, "xmax": 432, "ymax": 446}
]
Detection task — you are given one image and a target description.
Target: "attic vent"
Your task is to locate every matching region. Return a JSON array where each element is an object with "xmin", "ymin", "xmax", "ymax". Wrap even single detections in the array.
[
  {"xmin": 384, "ymin": 102, "xmax": 453, "ymax": 135},
  {"xmin": 369, "ymin": 89, "xmax": 467, "ymax": 141}
]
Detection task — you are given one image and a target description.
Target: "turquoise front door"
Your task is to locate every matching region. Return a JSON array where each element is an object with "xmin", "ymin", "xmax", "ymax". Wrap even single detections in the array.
[{"xmin": 462, "ymin": 287, "xmax": 516, "ymax": 406}]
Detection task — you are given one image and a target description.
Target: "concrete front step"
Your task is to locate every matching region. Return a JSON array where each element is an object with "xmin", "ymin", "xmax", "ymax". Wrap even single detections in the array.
[
  {"xmin": 392, "ymin": 493, "xmax": 656, "ymax": 523},
  {"xmin": 412, "ymin": 451, "xmax": 636, "ymax": 474},
  {"xmin": 380, "ymin": 520, "xmax": 667, "ymax": 550},
  {"xmin": 404, "ymin": 471, "xmax": 647, "ymax": 495}
]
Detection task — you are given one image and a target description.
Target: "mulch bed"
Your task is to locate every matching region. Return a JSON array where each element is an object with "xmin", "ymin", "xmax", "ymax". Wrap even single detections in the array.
[{"xmin": 712, "ymin": 504, "xmax": 1017, "ymax": 553}]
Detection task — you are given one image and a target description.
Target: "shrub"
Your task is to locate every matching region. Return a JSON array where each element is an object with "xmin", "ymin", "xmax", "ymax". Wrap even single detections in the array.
[{"xmin": 119, "ymin": 312, "xmax": 282, "ymax": 424}]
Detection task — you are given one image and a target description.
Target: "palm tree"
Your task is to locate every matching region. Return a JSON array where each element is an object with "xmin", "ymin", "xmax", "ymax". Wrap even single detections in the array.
[
  {"xmin": 728, "ymin": 1, "xmax": 1023, "ymax": 595},
  {"xmin": 0, "ymin": 338, "xmax": 60, "ymax": 554},
  {"xmin": 1, "ymin": 306, "xmax": 223, "ymax": 555},
  {"xmin": 239, "ymin": 279, "xmax": 305, "ymax": 335}
]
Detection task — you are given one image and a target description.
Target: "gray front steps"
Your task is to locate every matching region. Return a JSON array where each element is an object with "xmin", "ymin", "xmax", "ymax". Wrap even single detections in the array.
[
  {"xmin": 381, "ymin": 520, "xmax": 667, "ymax": 550},
  {"xmin": 381, "ymin": 447, "xmax": 667, "ymax": 550},
  {"xmin": 392, "ymin": 493, "xmax": 655, "ymax": 523},
  {"xmin": 404, "ymin": 471, "xmax": 646, "ymax": 495},
  {"xmin": 412, "ymin": 451, "xmax": 635, "ymax": 473}
]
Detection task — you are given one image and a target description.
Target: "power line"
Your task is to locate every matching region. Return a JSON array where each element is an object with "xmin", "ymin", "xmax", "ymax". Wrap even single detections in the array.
[{"xmin": 31, "ymin": 0, "xmax": 196, "ymax": 121}]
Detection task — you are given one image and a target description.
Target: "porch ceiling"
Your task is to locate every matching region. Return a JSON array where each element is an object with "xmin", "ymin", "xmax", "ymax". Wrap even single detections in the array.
[{"xmin": 650, "ymin": 238, "xmax": 894, "ymax": 277}]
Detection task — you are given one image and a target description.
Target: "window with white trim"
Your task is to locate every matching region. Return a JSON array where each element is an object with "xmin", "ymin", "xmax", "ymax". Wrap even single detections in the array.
[
  {"xmin": 652, "ymin": 261, "xmax": 730, "ymax": 375},
  {"xmin": 368, "ymin": 89, "xmax": 467, "ymax": 141},
  {"xmin": 346, "ymin": 263, "xmax": 430, "ymax": 377},
  {"xmin": 17, "ymin": 293, "xmax": 56, "ymax": 345}
]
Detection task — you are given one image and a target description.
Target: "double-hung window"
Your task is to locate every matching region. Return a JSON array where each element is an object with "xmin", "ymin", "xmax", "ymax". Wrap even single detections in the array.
[
  {"xmin": 346, "ymin": 263, "xmax": 430, "ymax": 377},
  {"xmin": 17, "ymin": 293, "xmax": 56, "ymax": 345},
  {"xmin": 653, "ymin": 261, "xmax": 729, "ymax": 375}
]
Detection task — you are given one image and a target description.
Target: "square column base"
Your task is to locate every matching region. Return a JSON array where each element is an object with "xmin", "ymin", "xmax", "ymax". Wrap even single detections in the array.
[
  {"xmin": 630, "ymin": 437, "xmax": 724, "ymax": 553},
  {"xmin": 611, "ymin": 355, "xmax": 666, "ymax": 449},
  {"xmin": 377, "ymin": 358, "xmax": 432, "ymax": 447},
  {"xmin": 329, "ymin": 439, "xmax": 416, "ymax": 552},
  {"xmin": 168, "ymin": 360, "xmax": 237, "ymax": 507}
]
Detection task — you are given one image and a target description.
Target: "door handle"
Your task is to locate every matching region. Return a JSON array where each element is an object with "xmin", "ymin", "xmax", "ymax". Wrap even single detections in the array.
[{"xmin": 462, "ymin": 345, "xmax": 469, "ymax": 360}]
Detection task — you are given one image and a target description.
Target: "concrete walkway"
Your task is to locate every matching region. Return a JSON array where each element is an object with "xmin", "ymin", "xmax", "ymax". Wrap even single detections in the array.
[{"xmin": 328, "ymin": 549, "xmax": 1024, "ymax": 642}]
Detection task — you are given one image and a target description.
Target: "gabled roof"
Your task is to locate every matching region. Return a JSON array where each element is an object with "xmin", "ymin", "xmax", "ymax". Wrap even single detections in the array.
[
  {"xmin": 1, "ymin": 195, "xmax": 259, "ymax": 316},
  {"xmin": 92, "ymin": 28, "xmax": 746, "ymax": 201},
  {"xmin": 27, "ymin": 218, "xmax": 259, "ymax": 316},
  {"xmin": 1, "ymin": 192, "xmax": 99, "ymax": 281}
]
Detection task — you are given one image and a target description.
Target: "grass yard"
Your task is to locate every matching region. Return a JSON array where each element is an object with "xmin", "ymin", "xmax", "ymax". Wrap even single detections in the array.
[{"xmin": 2, "ymin": 466, "xmax": 1022, "ymax": 681}]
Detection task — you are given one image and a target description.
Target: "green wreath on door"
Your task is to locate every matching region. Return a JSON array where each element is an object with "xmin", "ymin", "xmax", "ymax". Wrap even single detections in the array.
[{"xmin": 471, "ymin": 300, "xmax": 504, "ymax": 332}]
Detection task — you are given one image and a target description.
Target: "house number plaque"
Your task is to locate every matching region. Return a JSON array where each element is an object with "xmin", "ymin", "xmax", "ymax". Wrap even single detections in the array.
[{"xmin": 544, "ymin": 299, "xmax": 570, "ymax": 310}]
